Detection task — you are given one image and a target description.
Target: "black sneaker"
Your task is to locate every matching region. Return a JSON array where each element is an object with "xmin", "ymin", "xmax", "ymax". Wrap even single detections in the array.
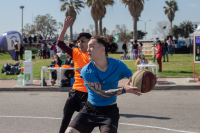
[{"xmin": 163, "ymin": 61, "xmax": 165, "ymax": 62}]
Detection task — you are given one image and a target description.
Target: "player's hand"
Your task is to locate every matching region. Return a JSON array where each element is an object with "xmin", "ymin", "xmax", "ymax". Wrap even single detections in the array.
[
  {"xmin": 63, "ymin": 16, "xmax": 73, "ymax": 29},
  {"xmin": 124, "ymin": 80, "xmax": 141, "ymax": 96},
  {"xmin": 76, "ymin": 67, "xmax": 82, "ymax": 74}
]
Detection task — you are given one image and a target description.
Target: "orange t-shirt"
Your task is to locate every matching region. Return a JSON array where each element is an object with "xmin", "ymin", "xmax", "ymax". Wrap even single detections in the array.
[{"xmin": 72, "ymin": 48, "xmax": 90, "ymax": 93}]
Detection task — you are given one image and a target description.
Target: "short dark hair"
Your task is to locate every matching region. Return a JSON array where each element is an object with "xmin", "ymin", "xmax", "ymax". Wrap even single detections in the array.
[
  {"xmin": 77, "ymin": 33, "xmax": 92, "ymax": 41},
  {"xmin": 134, "ymin": 40, "xmax": 137, "ymax": 43}
]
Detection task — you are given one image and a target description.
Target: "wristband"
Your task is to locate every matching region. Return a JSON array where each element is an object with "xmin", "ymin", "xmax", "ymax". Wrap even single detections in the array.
[{"xmin": 122, "ymin": 87, "xmax": 126, "ymax": 94}]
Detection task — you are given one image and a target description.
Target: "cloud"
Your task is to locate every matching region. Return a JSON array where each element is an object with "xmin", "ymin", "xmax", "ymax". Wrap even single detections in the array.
[{"xmin": 189, "ymin": 4, "xmax": 198, "ymax": 7}]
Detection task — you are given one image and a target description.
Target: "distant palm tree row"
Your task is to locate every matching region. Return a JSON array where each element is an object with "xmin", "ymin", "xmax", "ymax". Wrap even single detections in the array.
[
  {"xmin": 60, "ymin": 0, "xmax": 147, "ymax": 41},
  {"xmin": 172, "ymin": 21, "xmax": 194, "ymax": 40},
  {"xmin": 60, "ymin": 0, "xmax": 180, "ymax": 41}
]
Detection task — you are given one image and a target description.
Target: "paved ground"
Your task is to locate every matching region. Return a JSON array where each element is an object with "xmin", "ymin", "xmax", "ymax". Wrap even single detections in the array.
[
  {"xmin": 0, "ymin": 90, "xmax": 199, "ymax": 133},
  {"xmin": 0, "ymin": 77, "xmax": 200, "ymax": 91}
]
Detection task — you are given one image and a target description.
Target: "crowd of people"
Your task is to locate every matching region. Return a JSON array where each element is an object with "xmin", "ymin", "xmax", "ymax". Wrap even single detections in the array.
[
  {"xmin": 23, "ymin": 34, "xmax": 44, "ymax": 44},
  {"xmin": 49, "ymin": 41, "xmax": 77, "ymax": 86},
  {"xmin": 122, "ymin": 37, "xmax": 174, "ymax": 73}
]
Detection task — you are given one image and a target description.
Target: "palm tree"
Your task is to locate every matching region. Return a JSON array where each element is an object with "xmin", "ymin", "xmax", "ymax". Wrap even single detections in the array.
[
  {"xmin": 99, "ymin": 0, "xmax": 114, "ymax": 36},
  {"xmin": 85, "ymin": 0, "xmax": 103, "ymax": 35},
  {"xmin": 180, "ymin": 21, "xmax": 194, "ymax": 38},
  {"xmin": 172, "ymin": 25, "xmax": 181, "ymax": 40},
  {"xmin": 121, "ymin": 0, "xmax": 146, "ymax": 40},
  {"xmin": 163, "ymin": 0, "xmax": 178, "ymax": 35},
  {"xmin": 60, "ymin": 0, "xmax": 84, "ymax": 41}
]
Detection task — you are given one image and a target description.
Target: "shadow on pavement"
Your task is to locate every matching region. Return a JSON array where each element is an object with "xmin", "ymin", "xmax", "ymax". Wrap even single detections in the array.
[
  {"xmin": 157, "ymin": 81, "xmax": 171, "ymax": 85},
  {"xmin": 120, "ymin": 114, "xmax": 171, "ymax": 120}
]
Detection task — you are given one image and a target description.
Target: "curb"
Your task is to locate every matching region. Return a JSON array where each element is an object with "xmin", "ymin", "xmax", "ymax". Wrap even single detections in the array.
[
  {"xmin": 0, "ymin": 86, "xmax": 200, "ymax": 91},
  {"xmin": 0, "ymin": 87, "xmax": 72, "ymax": 91},
  {"xmin": 154, "ymin": 85, "xmax": 200, "ymax": 90}
]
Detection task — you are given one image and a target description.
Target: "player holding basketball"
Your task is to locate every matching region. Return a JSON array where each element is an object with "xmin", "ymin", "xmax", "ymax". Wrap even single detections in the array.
[
  {"xmin": 56, "ymin": 17, "xmax": 92, "ymax": 133},
  {"xmin": 65, "ymin": 35, "xmax": 141, "ymax": 133}
]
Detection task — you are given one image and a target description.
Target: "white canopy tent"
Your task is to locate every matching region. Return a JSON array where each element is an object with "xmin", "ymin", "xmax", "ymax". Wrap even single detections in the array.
[{"xmin": 190, "ymin": 24, "xmax": 200, "ymax": 37}]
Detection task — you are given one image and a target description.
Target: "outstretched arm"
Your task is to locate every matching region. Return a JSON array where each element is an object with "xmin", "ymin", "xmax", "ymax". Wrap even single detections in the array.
[
  {"xmin": 58, "ymin": 17, "xmax": 73, "ymax": 41},
  {"xmin": 56, "ymin": 17, "xmax": 74, "ymax": 57},
  {"xmin": 85, "ymin": 77, "xmax": 141, "ymax": 98}
]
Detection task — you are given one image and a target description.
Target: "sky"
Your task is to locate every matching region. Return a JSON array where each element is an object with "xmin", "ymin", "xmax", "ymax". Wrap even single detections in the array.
[{"xmin": 0, "ymin": 0, "xmax": 199, "ymax": 40}]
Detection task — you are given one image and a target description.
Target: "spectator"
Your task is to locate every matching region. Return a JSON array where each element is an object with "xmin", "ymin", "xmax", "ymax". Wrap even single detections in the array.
[
  {"xmin": 56, "ymin": 45, "xmax": 62, "ymax": 53},
  {"xmin": 155, "ymin": 40, "xmax": 163, "ymax": 72},
  {"xmin": 130, "ymin": 42, "xmax": 134, "ymax": 59},
  {"xmin": 14, "ymin": 40, "xmax": 20, "ymax": 61},
  {"xmin": 152, "ymin": 38, "xmax": 159, "ymax": 62},
  {"xmin": 64, "ymin": 53, "xmax": 74, "ymax": 86},
  {"xmin": 133, "ymin": 40, "xmax": 139, "ymax": 59},
  {"xmin": 19, "ymin": 43, "xmax": 24, "ymax": 61},
  {"xmin": 167, "ymin": 37, "xmax": 173, "ymax": 56},
  {"xmin": 162, "ymin": 39, "xmax": 169, "ymax": 62},
  {"xmin": 39, "ymin": 35, "xmax": 43, "ymax": 43},
  {"xmin": 51, "ymin": 55, "xmax": 62, "ymax": 85},
  {"xmin": 122, "ymin": 40, "xmax": 127, "ymax": 59},
  {"xmin": 28, "ymin": 35, "xmax": 32, "ymax": 45},
  {"xmin": 52, "ymin": 42, "xmax": 56, "ymax": 55},
  {"xmin": 135, "ymin": 53, "xmax": 148, "ymax": 67},
  {"xmin": 33, "ymin": 34, "xmax": 37, "ymax": 43},
  {"xmin": 41, "ymin": 42, "xmax": 47, "ymax": 59},
  {"xmin": 23, "ymin": 36, "xmax": 28, "ymax": 43},
  {"xmin": 47, "ymin": 43, "xmax": 50, "ymax": 59},
  {"xmin": 50, "ymin": 42, "xmax": 54, "ymax": 58},
  {"xmin": 138, "ymin": 42, "xmax": 143, "ymax": 54}
]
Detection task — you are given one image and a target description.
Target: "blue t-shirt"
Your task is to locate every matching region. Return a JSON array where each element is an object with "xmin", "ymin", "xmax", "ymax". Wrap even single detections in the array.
[{"xmin": 80, "ymin": 57, "xmax": 133, "ymax": 106}]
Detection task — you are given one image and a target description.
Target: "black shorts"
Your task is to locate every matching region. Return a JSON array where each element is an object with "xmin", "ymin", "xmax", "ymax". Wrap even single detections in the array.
[
  {"xmin": 64, "ymin": 88, "xmax": 88, "ymax": 113},
  {"xmin": 69, "ymin": 101, "xmax": 119, "ymax": 133}
]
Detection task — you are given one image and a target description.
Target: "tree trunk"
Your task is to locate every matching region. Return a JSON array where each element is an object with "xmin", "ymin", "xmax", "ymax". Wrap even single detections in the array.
[
  {"xmin": 170, "ymin": 21, "xmax": 172, "ymax": 35},
  {"xmin": 99, "ymin": 19, "xmax": 103, "ymax": 36},
  {"xmin": 95, "ymin": 20, "xmax": 98, "ymax": 35},
  {"xmin": 133, "ymin": 18, "xmax": 138, "ymax": 40},
  {"xmin": 70, "ymin": 25, "xmax": 73, "ymax": 41}
]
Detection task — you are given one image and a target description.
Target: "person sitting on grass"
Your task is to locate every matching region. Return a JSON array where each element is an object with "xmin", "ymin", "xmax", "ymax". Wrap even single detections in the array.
[
  {"xmin": 135, "ymin": 53, "xmax": 148, "ymax": 67},
  {"xmin": 51, "ymin": 55, "xmax": 62, "ymax": 85},
  {"xmin": 64, "ymin": 53, "xmax": 74, "ymax": 86}
]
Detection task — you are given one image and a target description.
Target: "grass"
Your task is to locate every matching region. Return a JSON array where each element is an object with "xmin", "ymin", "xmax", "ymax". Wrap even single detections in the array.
[{"xmin": 0, "ymin": 52, "xmax": 198, "ymax": 79}]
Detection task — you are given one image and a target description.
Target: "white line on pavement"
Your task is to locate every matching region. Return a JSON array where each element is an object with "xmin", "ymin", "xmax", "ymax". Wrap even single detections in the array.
[
  {"xmin": 0, "ymin": 116, "xmax": 198, "ymax": 133},
  {"xmin": 119, "ymin": 123, "xmax": 197, "ymax": 133}
]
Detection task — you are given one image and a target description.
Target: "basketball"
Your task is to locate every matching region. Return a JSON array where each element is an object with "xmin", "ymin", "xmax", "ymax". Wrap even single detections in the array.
[{"xmin": 132, "ymin": 69, "xmax": 156, "ymax": 93}]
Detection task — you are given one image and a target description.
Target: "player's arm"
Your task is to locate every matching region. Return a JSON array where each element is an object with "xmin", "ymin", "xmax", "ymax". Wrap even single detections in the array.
[
  {"xmin": 85, "ymin": 77, "xmax": 141, "ymax": 98},
  {"xmin": 57, "ymin": 17, "xmax": 74, "ymax": 57}
]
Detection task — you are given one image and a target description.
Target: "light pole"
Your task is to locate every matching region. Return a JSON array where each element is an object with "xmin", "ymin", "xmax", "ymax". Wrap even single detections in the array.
[
  {"xmin": 139, "ymin": 20, "xmax": 151, "ymax": 39},
  {"xmin": 20, "ymin": 6, "xmax": 24, "ymax": 36}
]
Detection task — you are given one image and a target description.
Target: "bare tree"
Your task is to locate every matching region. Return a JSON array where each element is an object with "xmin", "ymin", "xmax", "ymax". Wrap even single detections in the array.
[
  {"xmin": 153, "ymin": 21, "xmax": 170, "ymax": 39},
  {"xmin": 23, "ymin": 23, "xmax": 36, "ymax": 36},
  {"xmin": 89, "ymin": 24, "xmax": 95, "ymax": 35},
  {"xmin": 115, "ymin": 24, "xmax": 131, "ymax": 41},
  {"xmin": 34, "ymin": 14, "xmax": 59, "ymax": 39},
  {"xmin": 85, "ymin": 29, "xmax": 90, "ymax": 33},
  {"xmin": 111, "ymin": 30, "xmax": 116, "ymax": 36}
]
